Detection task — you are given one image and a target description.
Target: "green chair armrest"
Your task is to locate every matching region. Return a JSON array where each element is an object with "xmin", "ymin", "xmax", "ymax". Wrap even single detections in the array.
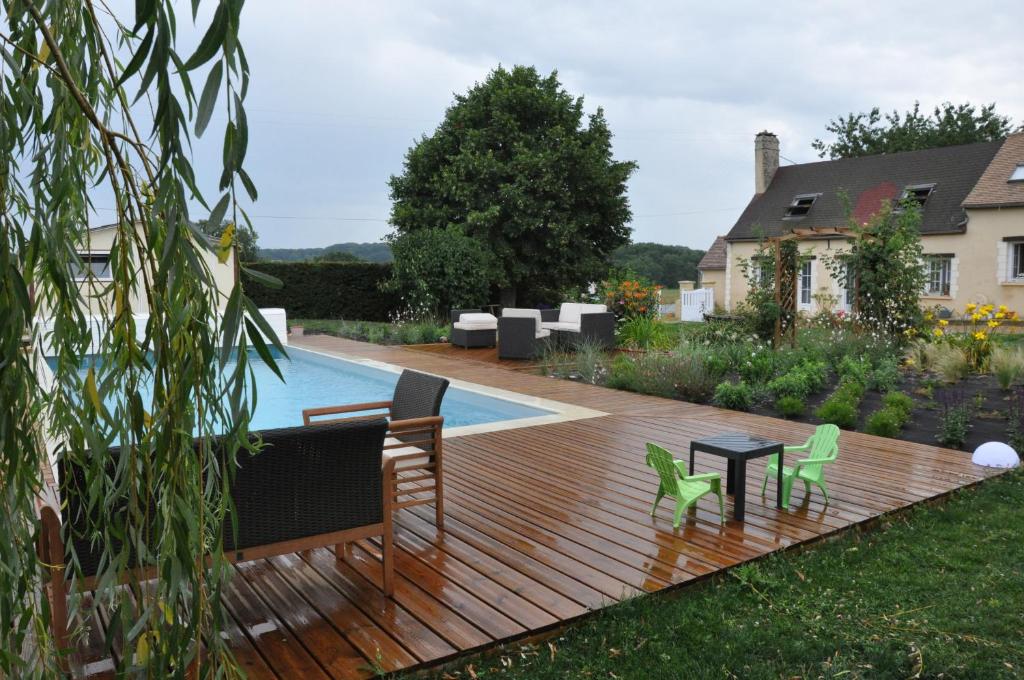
[
  {"xmin": 784, "ymin": 444, "xmax": 808, "ymax": 452},
  {"xmin": 795, "ymin": 454, "xmax": 836, "ymax": 466},
  {"xmin": 684, "ymin": 472, "xmax": 721, "ymax": 483}
]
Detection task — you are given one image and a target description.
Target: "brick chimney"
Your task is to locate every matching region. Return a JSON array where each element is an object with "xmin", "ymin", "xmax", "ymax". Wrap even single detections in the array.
[{"xmin": 754, "ymin": 131, "xmax": 779, "ymax": 194}]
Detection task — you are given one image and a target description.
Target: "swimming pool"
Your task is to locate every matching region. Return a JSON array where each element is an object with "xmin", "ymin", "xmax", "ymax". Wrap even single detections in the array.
[{"xmin": 52, "ymin": 347, "xmax": 556, "ymax": 432}]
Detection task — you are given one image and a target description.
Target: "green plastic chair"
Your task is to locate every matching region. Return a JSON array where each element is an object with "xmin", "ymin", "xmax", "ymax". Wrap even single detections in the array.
[
  {"xmin": 645, "ymin": 443, "xmax": 725, "ymax": 527},
  {"xmin": 760, "ymin": 424, "xmax": 840, "ymax": 507}
]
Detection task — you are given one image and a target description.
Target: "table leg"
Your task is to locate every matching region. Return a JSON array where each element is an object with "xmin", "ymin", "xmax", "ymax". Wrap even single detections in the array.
[
  {"xmin": 733, "ymin": 458, "xmax": 747, "ymax": 522},
  {"xmin": 776, "ymin": 446, "xmax": 785, "ymax": 510},
  {"xmin": 689, "ymin": 443, "xmax": 695, "ymax": 476},
  {"xmin": 726, "ymin": 458, "xmax": 735, "ymax": 494}
]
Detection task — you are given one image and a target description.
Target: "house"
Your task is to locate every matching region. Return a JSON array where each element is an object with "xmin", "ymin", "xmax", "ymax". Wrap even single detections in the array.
[
  {"xmin": 696, "ymin": 235, "xmax": 727, "ymax": 311},
  {"xmin": 717, "ymin": 131, "xmax": 1024, "ymax": 314},
  {"xmin": 33, "ymin": 222, "xmax": 289, "ymax": 354}
]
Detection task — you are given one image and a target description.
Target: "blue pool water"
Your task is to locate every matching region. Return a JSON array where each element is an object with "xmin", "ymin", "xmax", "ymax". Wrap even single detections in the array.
[{"xmin": 52, "ymin": 347, "xmax": 552, "ymax": 431}]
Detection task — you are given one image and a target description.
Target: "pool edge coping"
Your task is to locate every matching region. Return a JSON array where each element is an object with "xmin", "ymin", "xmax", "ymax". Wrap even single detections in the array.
[{"xmin": 287, "ymin": 345, "xmax": 609, "ymax": 438}]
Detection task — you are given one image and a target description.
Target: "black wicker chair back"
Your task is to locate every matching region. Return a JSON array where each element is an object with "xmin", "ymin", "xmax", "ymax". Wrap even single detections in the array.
[
  {"xmin": 390, "ymin": 370, "xmax": 450, "ymax": 422},
  {"xmin": 59, "ymin": 419, "xmax": 388, "ymax": 578}
]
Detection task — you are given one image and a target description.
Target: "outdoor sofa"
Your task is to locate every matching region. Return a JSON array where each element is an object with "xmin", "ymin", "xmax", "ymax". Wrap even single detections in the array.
[
  {"xmin": 303, "ymin": 369, "xmax": 449, "ymax": 529},
  {"xmin": 540, "ymin": 302, "xmax": 615, "ymax": 349},
  {"xmin": 37, "ymin": 419, "xmax": 395, "ymax": 654},
  {"xmin": 450, "ymin": 308, "xmax": 497, "ymax": 348},
  {"xmin": 498, "ymin": 308, "xmax": 553, "ymax": 359}
]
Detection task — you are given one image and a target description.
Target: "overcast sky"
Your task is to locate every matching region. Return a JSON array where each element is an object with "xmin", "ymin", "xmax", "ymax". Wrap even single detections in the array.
[{"xmin": 103, "ymin": 1, "xmax": 1024, "ymax": 251}]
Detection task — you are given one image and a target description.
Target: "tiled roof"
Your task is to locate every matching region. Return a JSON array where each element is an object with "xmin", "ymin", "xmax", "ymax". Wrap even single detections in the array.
[
  {"xmin": 697, "ymin": 236, "xmax": 727, "ymax": 270},
  {"xmin": 962, "ymin": 133, "xmax": 1024, "ymax": 208},
  {"xmin": 725, "ymin": 140, "xmax": 1004, "ymax": 241}
]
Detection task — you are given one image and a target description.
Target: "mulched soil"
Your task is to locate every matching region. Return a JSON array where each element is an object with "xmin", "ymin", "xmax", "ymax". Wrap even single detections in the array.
[{"xmin": 751, "ymin": 370, "xmax": 1015, "ymax": 453}]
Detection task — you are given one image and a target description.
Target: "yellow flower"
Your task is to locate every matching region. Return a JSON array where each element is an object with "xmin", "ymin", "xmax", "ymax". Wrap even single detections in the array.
[
  {"xmin": 905, "ymin": 358, "xmax": 916, "ymax": 367},
  {"xmin": 971, "ymin": 313, "xmax": 983, "ymax": 322},
  {"xmin": 988, "ymin": 320, "xmax": 1000, "ymax": 329},
  {"xmin": 998, "ymin": 304, "xmax": 1009, "ymax": 313},
  {"xmin": 995, "ymin": 312, "xmax": 1006, "ymax": 319},
  {"xmin": 923, "ymin": 311, "xmax": 934, "ymax": 321},
  {"xmin": 973, "ymin": 331, "xmax": 987, "ymax": 341},
  {"xmin": 933, "ymin": 328, "xmax": 944, "ymax": 337},
  {"xmin": 965, "ymin": 303, "xmax": 977, "ymax": 312},
  {"xmin": 938, "ymin": 319, "xmax": 949, "ymax": 327},
  {"xmin": 981, "ymin": 304, "xmax": 995, "ymax": 315}
]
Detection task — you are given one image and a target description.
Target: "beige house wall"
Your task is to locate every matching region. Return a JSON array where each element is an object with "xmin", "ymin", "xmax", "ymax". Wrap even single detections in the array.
[
  {"xmin": 697, "ymin": 269, "xmax": 727, "ymax": 311},
  {"xmin": 724, "ymin": 205, "xmax": 1024, "ymax": 314},
  {"xmin": 37, "ymin": 223, "xmax": 236, "ymax": 317}
]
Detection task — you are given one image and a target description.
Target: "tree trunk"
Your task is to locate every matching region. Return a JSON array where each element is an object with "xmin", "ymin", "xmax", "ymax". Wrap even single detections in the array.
[{"xmin": 499, "ymin": 286, "xmax": 517, "ymax": 308}]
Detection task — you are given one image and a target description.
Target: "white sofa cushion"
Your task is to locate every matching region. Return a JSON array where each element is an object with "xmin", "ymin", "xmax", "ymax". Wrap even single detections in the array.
[
  {"xmin": 455, "ymin": 312, "xmax": 497, "ymax": 330},
  {"xmin": 558, "ymin": 302, "xmax": 607, "ymax": 325},
  {"xmin": 535, "ymin": 327, "xmax": 552, "ymax": 339},
  {"xmin": 383, "ymin": 438, "xmax": 430, "ymax": 470},
  {"xmin": 502, "ymin": 308, "xmax": 542, "ymax": 331}
]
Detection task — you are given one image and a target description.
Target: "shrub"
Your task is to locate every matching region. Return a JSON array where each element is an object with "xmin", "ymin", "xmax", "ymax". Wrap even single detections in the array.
[
  {"xmin": 990, "ymin": 345, "xmax": 1024, "ymax": 391},
  {"xmin": 766, "ymin": 359, "xmax": 828, "ymax": 400},
  {"xmin": 865, "ymin": 407, "xmax": 905, "ymax": 438},
  {"xmin": 882, "ymin": 391, "xmax": 915, "ymax": 419},
  {"xmin": 815, "ymin": 398, "xmax": 859, "ymax": 429},
  {"xmin": 300, "ymin": 319, "xmax": 446, "ymax": 345},
  {"xmin": 602, "ymin": 275, "xmax": 661, "ymax": 320},
  {"xmin": 574, "ymin": 340, "xmax": 609, "ymax": 385},
  {"xmin": 934, "ymin": 344, "xmax": 970, "ymax": 383},
  {"xmin": 837, "ymin": 355, "xmax": 870, "ymax": 384},
  {"xmin": 775, "ymin": 395, "xmax": 806, "ymax": 418},
  {"xmin": 737, "ymin": 347, "xmax": 776, "ymax": 385},
  {"xmin": 867, "ymin": 357, "xmax": 901, "ymax": 393},
  {"xmin": 815, "ymin": 374, "xmax": 866, "ymax": 430},
  {"xmin": 935, "ymin": 389, "xmax": 973, "ymax": 448},
  {"xmin": 713, "ymin": 381, "xmax": 753, "ymax": 411},
  {"xmin": 618, "ymin": 316, "xmax": 675, "ymax": 350},
  {"xmin": 607, "ymin": 352, "xmax": 717, "ymax": 403},
  {"xmin": 244, "ymin": 261, "xmax": 399, "ymax": 321}
]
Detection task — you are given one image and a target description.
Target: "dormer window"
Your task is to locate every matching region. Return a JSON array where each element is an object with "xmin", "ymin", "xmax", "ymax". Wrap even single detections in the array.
[
  {"xmin": 783, "ymin": 193, "xmax": 819, "ymax": 219},
  {"xmin": 895, "ymin": 183, "xmax": 935, "ymax": 211},
  {"xmin": 1010, "ymin": 164, "xmax": 1024, "ymax": 183}
]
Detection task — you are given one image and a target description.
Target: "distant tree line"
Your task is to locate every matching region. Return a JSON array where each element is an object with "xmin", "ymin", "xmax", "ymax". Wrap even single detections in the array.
[
  {"xmin": 255, "ymin": 241, "xmax": 393, "ymax": 263},
  {"xmin": 610, "ymin": 242, "xmax": 705, "ymax": 287}
]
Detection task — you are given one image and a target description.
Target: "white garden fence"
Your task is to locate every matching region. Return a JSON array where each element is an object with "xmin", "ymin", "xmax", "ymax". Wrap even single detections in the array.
[{"xmin": 679, "ymin": 287, "xmax": 714, "ymax": 322}]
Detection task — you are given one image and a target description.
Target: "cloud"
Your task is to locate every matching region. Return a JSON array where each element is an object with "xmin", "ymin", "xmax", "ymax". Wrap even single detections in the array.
[{"xmin": 97, "ymin": 0, "xmax": 1024, "ymax": 250}]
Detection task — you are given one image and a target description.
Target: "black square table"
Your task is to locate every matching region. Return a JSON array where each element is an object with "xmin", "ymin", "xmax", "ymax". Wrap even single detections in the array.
[{"xmin": 689, "ymin": 432, "xmax": 784, "ymax": 522}]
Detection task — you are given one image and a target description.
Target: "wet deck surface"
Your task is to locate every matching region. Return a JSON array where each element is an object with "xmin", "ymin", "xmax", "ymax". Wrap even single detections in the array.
[{"xmin": 77, "ymin": 335, "xmax": 998, "ymax": 678}]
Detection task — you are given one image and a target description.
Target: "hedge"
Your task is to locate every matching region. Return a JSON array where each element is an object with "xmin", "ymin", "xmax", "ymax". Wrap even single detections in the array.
[{"xmin": 242, "ymin": 261, "xmax": 400, "ymax": 321}]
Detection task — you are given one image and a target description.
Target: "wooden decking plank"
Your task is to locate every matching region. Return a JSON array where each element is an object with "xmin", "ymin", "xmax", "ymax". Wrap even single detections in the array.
[
  {"xmin": 76, "ymin": 333, "xmax": 995, "ymax": 680},
  {"xmin": 299, "ymin": 547, "xmax": 458, "ymax": 663},
  {"xmin": 222, "ymin": 565, "xmax": 334, "ymax": 680}
]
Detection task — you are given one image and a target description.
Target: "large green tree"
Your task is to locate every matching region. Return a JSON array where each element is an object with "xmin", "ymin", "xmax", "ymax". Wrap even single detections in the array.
[
  {"xmin": 813, "ymin": 102, "xmax": 1018, "ymax": 159},
  {"xmin": 388, "ymin": 65, "xmax": 637, "ymax": 307}
]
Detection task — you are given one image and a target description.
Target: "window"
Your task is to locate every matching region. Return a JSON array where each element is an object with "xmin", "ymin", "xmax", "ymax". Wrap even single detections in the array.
[
  {"xmin": 784, "ymin": 193, "xmax": 819, "ymax": 219},
  {"xmin": 923, "ymin": 256, "xmax": 951, "ymax": 296},
  {"xmin": 1011, "ymin": 242, "xmax": 1024, "ymax": 280},
  {"xmin": 799, "ymin": 260, "xmax": 812, "ymax": 306},
  {"xmin": 894, "ymin": 183, "xmax": 935, "ymax": 211},
  {"xmin": 751, "ymin": 257, "xmax": 774, "ymax": 287},
  {"xmin": 1010, "ymin": 164, "xmax": 1024, "ymax": 183},
  {"xmin": 842, "ymin": 264, "xmax": 856, "ymax": 308},
  {"xmin": 71, "ymin": 252, "xmax": 112, "ymax": 281}
]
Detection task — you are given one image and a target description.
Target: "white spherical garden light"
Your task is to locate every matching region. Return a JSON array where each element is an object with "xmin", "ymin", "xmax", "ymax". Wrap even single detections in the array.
[{"xmin": 971, "ymin": 442, "xmax": 1020, "ymax": 468}]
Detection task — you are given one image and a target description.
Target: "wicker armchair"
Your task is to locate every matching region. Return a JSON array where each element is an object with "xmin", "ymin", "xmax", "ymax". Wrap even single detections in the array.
[
  {"xmin": 498, "ymin": 309, "xmax": 552, "ymax": 359},
  {"xmin": 450, "ymin": 308, "xmax": 496, "ymax": 348},
  {"xmin": 303, "ymin": 369, "xmax": 450, "ymax": 529},
  {"xmin": 37, "ymin": 419, "xmax": 393, "ymax": 655}
]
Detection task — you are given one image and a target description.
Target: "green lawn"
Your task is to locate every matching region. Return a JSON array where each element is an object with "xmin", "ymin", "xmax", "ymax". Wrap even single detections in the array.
[{"xmin": 421, "ymin": 471, "xmax": 1024, "ymax": 679}]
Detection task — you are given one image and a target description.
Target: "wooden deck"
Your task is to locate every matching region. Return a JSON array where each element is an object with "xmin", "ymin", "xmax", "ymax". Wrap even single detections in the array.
[{"xmin": 77, "ymin": 335, "xmax": 1000, "ymax": 678}]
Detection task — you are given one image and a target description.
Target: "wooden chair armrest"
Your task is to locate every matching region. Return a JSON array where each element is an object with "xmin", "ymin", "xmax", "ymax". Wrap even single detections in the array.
[
  {"xmin": 302, "ymin": 401, "xmax": 393, "ymax": 425},
  {"xmin": 388, "ymin": 415, "xmax": 443, "ymax": 433}
]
